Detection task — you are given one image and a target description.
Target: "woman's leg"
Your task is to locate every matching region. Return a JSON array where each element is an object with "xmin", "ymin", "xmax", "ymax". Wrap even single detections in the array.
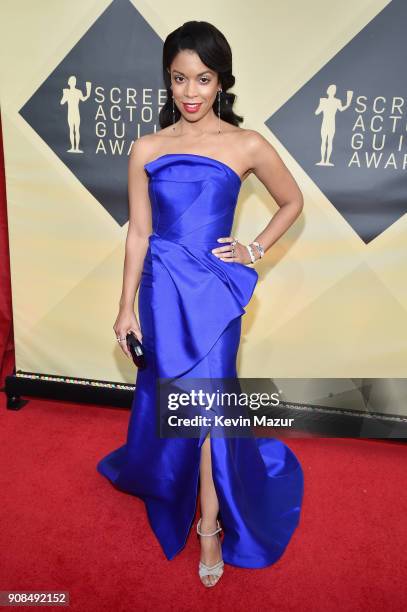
[
  {"xmin": 199, "ymin": 433, "xmax": 223, "ymax": 586},
  {"xmin": 196, "ymin": 317, "xmax": 240, "ymax": 584}
]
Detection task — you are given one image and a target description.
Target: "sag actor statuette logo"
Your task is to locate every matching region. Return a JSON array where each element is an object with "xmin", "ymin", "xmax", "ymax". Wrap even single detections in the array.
[
  {"xmin": 60, "ymin": 76, "xmax": 92, "ymax": 154},
  {"xmin": 315, "ymin": 84, "xmax": 353, "ymax": 167}
]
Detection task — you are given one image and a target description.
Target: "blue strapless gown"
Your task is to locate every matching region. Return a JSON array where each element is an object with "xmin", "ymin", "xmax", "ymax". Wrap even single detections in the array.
[{"xmin": 97, "ymin": 153, "xmax": 304, "ymax": 568}]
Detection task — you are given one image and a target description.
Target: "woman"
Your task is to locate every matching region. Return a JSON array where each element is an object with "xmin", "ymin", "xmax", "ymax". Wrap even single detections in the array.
[{"xmin": 97, "ymin": 21, "xmax": 304, "ymax": 588}]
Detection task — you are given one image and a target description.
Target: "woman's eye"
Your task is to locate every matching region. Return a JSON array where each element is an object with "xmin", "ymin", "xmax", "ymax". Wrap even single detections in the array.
[{"xmin": 174, "ymin": 76, "xmax": 210, "ymax": 84}]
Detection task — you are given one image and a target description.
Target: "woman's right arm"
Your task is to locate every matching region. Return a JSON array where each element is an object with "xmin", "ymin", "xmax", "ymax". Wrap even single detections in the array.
[{"xmin": 113, "ymin": 137, "xmax": 153, "ymax": 359}]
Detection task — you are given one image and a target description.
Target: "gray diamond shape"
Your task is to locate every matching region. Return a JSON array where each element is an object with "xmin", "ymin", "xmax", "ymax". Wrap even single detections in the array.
[
  {"xmin": 265, "ymin": 0, "xmax": 407, "ymax": 243},
  {"xmin": 19, "ymin": 0, "xmax": 163, "ymax": 225}
]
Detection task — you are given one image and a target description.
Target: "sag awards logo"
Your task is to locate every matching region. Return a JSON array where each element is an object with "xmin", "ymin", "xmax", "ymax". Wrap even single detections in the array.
[
  {"xmin": 58, "ymin": 75, "xmax": 150, "ymax": 158},
  {"xmin": 315, "ymin": 84, "xmax": 406, "ymax": 171},
  {"xmin": 19, "ymin": 0, "xmax": 164, "ymax": 226},
  {"xmin": 266, "ymin": 0, "xmax": 407, "ymax": 243}
]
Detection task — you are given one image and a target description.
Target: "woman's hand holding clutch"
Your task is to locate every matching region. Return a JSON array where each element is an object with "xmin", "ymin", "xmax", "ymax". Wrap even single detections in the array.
[{"xmin": 113, "ymin": 308, "xmax": 142, "ymax": 360}]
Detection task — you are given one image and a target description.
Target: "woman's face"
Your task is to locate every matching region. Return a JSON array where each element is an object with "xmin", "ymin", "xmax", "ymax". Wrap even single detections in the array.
[{"xmin": 168, "ymin": 50, "xmax": 220, "ymax": 122}]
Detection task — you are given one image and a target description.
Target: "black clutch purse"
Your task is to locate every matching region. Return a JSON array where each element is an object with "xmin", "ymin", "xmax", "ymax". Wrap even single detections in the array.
[{"xmin": 126, "ymin": 331, "xmax": 147, "ymax": 369}]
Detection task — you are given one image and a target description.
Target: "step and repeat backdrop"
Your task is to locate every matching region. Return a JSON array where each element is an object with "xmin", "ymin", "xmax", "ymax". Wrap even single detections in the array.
[{"xmin": 0, "ymin": 0, "xmax": 406, "ymax": 416}]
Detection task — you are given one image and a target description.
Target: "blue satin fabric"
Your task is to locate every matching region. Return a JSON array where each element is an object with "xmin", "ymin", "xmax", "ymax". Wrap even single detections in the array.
[{"xmin": 97, "ymin": 153, "xmax": 304, "ymax": 568}]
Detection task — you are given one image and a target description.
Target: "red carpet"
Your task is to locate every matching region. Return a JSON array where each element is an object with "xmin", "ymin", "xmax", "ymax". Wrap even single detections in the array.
[{"xmin": 1, "ymin": 393, "xmax": 406, "ymax": 611}]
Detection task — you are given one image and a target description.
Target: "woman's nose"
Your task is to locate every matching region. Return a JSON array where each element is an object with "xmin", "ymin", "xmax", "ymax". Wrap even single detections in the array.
[{"xmin": 185, "ymin": 85, "xmax": 198, "ymax": 98}]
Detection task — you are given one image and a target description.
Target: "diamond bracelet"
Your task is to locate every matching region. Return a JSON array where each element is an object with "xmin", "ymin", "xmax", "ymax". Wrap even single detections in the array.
[{"xmin": 245, "ymin": 241, "xmax": 264, "ymax": 265}]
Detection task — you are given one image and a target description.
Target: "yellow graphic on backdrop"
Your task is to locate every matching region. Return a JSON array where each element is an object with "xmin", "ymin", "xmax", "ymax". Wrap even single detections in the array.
[
  {"xmin": 315, "ymin": 84, "xmax": 353, "ymax": 166},
  {"xmin": 60, "ymin": 76, "xmax": 92, "ymax": 153}
]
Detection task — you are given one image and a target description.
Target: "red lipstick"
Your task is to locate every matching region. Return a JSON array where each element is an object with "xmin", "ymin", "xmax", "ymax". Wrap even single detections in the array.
[{"xmin": 182, "ymin": 102, "xmax": 202, "ymax": 113}]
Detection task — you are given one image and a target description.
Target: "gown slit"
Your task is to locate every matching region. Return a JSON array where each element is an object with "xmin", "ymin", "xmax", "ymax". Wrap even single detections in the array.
[{"xmin": 97, "ymin": 153, "xmax": 304, "ymax": 569}]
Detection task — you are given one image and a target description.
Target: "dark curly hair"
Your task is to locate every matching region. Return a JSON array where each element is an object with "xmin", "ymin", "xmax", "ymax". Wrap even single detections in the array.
[{"xmin": 159, "ymin": 21, "xmax": 243, "ymax": 129}]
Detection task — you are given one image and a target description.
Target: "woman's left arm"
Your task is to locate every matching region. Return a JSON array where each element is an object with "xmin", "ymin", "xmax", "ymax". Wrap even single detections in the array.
[
  {"xmin": 213, "ymin": 131, "xmax": 304, "ymax": 264},
  {"xmin": 247, "ymin": 131, "xmax": 304, "ymax": 254}
]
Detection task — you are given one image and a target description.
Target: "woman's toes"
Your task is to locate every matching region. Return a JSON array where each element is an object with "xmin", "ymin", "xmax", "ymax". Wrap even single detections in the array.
[{"xmin": 201, "ymin": 574, "xmax": 213, "ymax": 587}]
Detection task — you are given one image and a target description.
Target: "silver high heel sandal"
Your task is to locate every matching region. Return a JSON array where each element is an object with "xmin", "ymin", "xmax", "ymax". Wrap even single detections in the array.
[{"xmin": 196, "ymin": 517, "xmax": 224, "ymax": 587}]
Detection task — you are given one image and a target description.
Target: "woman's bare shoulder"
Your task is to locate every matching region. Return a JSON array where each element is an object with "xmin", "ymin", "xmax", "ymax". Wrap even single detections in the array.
[
  {"xmin": 234, "ymin": 128, "xmax": 281, "ymax": 167},
  {"xmin": 130, "ymin": 132, "xmax": 167, "ymax": 166},
  {"xmin": 227, "ymin": 128, "xmax": 270, "ymax": 177},
  {"xmin": 232, "ymin": 127, "xmax": 269, "ymax": 150}
]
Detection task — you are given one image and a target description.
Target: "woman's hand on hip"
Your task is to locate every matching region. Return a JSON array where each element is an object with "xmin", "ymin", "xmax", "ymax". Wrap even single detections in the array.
[{"xmin": 211, "ymin": 236, "xmax": 253, "ymax": 265}]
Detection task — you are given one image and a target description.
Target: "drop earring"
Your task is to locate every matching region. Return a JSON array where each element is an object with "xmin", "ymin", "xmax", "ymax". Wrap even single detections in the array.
[
  {"xmin": 172, "ymin": 96, "xmax": 176, "ymax": 131},
  {"xmin": 218, "ymin": 89, "xmax": 222, "ymax": 134}
]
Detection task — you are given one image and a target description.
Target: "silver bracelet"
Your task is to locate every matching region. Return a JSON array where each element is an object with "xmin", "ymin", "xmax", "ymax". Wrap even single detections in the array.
[
  {"xmin": 245, "ymin": 243, "xmax": 256, "ymax": 264},
  {"xmin": 250, "ymin": 240, "xmax": 264, "ymax": 259}
]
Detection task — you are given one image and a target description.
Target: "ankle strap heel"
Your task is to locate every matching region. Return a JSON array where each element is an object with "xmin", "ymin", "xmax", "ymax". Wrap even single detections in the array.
[
  {"xmin": 196, "ymin": 517, "xmax": 222, "ymax": 537},
  {"xmin": 196, "ymin": 517, "xmax": 224, "ymax": 587}
]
